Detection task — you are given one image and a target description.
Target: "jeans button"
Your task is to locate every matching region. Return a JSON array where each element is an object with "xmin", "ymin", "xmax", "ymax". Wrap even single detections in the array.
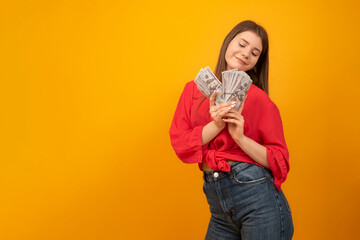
[{"xmin": 213, "ymin": 172, "xmax": 219, "ymax": 178}]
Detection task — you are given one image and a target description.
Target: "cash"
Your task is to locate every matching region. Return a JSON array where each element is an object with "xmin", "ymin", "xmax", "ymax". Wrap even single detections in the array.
[{"xmin": 194, "ymin": 66, "xmax": 252, "ymax": 110}]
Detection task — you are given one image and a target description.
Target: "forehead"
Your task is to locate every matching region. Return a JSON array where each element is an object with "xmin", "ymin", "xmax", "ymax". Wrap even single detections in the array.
[{"xmin": 234, "ymin": 31, "xmax": 263, "ymax": 51}]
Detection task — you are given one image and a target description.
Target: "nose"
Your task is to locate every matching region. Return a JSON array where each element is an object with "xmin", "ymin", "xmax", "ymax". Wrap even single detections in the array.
[{"xmin": 241, "ymin": 49, "xmax": 249, "ymax": 59}]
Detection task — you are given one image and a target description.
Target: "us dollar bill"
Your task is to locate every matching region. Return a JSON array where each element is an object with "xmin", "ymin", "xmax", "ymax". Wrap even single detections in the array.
[
  {"xmin": 195, "ymin": 66, "xmax": 224, "ymax": 104},
  {"xmin": 194, "ymin": 67, "xmax": 252, "ymax": 109},
  {"xmin": 222, "ymin": 68, "xmax": 238, "ymax": 102}
]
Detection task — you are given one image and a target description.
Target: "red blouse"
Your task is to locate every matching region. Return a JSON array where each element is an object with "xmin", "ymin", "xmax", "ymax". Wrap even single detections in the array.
[{"xmin": 169, "ymin": 80, "xmax": 290, "ymax": 191}]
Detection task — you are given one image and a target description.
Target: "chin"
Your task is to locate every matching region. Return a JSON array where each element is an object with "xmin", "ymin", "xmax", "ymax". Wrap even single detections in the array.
[
  {"xmin": 228, "ymin": 64, "xmax": 240, "ymax": 71},
  {"xmin": 234, "ymin": 66, "xmax": 246, "ymax": 71},
  {"xmin": 237, "ymin": 65, "xmax": 251, "ymax": 72}
]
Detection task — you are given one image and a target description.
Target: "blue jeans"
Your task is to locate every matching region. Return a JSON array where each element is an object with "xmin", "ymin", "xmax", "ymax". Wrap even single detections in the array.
[{"xmin": 203, "ymin": 162, "xmax": 294, "ymax": 240}]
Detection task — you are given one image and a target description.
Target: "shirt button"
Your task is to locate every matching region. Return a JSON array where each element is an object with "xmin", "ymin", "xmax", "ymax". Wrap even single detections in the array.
[{"xmin": 213, "ymin": 172, "xmax": 219, "ymax": 178}]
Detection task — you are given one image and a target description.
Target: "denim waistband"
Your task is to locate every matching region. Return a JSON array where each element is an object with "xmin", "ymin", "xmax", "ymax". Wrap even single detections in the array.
[{"xmin": 203, "ymin": 161, "xmax": 254, "ymax": 182}]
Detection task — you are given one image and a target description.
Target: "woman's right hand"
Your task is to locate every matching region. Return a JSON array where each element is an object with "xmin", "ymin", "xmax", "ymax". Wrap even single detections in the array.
[{"xmin": 209, "ymin": 91, "xmax": 236, "ymax": 129}]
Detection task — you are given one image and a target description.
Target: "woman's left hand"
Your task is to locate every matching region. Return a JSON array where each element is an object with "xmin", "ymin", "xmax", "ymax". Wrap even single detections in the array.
[{"xmin": 222, "ymin": 96, "xmax": 247, "ymax": 143}]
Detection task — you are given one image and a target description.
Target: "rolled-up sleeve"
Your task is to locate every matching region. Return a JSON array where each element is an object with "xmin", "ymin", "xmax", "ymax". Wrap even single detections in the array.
[
  {"xmin": 169, "ymin": 82, "xmax": 204, "ymax": 164},
  {"xmin": 260, "ymin": 101, "xmax": 290, "ymax": 192}
]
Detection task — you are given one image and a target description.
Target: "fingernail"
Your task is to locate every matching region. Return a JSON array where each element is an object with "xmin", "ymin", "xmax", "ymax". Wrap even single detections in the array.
[{"xmin": 231, "ymin": 101, "xmax": 236, "ymax": 104}]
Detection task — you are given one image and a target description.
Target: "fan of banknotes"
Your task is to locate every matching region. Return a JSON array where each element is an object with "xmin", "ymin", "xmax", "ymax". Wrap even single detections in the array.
[{"xmin": 194, "ymin": 66, "xmax": 252, "ymax": 110}]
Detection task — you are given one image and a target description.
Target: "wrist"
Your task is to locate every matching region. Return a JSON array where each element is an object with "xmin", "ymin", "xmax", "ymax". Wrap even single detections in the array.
[
  {"xmin": 213, "ymin": 120, "xmax": 225, "ymax": 130},
  {"xmin": 236, "ymin": 135, "xmax": 247, "ymax": 148}
]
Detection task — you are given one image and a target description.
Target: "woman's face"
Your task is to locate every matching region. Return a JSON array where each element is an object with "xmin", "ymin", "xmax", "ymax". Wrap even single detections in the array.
[{"xmin": 225, "ymin": 31, "xmax": 263, "ymax": 71}]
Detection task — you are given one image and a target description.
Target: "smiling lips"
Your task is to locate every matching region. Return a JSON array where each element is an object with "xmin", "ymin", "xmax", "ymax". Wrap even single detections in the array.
[{"xmin": 235, "ymin": 56, "xmax": 247, "ymax": 65}]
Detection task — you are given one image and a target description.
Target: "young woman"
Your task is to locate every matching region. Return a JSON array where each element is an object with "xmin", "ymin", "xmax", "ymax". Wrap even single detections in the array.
[{"xmin": 169, "ymin": 20, "xmax": 294, "ymax": 240}]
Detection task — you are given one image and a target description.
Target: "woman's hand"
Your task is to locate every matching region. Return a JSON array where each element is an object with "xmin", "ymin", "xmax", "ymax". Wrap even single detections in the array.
[
  {"xmin": 222, "ymin": 95, "xmax": 269, "ymax": 168},
  {"xmin": 222, "ymin": 96, "xmax": 247, "ymax": 142},
  {"xmin": 209, "ymin": 91, "xmax": 236, "ymax": 129}
]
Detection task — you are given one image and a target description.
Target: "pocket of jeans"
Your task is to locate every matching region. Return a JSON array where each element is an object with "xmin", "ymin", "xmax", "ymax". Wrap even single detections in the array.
[{"xmin": 232, "ymin": 163, "xmax": 267, "ymax": 185}]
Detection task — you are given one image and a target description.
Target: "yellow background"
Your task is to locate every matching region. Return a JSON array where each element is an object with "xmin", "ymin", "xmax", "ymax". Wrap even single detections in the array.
[{"xmin": 1, "ymin": 0, "xmax": 359, "ymax": 239}]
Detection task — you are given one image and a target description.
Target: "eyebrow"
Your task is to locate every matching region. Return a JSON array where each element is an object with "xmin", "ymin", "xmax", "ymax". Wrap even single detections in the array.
[{"xmin": 240, "ymin": 38, "xmax": 262, "ymax": 52}]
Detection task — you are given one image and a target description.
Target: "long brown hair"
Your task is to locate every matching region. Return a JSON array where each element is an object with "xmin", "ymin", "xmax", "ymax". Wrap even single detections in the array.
[{"xmin": 215, "ymin": 20, "xmax": 269, "ymax": 94}]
